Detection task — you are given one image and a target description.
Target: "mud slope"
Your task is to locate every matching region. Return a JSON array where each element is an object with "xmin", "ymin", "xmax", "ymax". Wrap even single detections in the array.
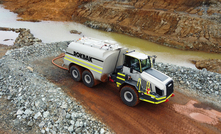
[
  {"xmin": 73, "ymin": 0, "xmax": 221, "ymax": 53},
  {"xmin": 2, "ymin": 0, "xmax": 92, "ymax": 21},
  {"xmin": 2, "ymin": 0, "xmax": 221, "ymax": 53}
]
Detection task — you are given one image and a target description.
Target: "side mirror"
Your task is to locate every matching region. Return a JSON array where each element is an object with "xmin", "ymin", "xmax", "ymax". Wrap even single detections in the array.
[
  {"xmin": 153, "ymin": 58, "xmax": 155, "ymax": 64},
  {"xmin": 152, "ymin": 55, "xmax": 157, "ymax": 64}
]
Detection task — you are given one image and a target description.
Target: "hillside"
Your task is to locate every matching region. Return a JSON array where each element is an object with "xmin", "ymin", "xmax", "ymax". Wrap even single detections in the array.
[{"xmin": 2, "ymin": 0, "xmax": 221, "ymax": 53}]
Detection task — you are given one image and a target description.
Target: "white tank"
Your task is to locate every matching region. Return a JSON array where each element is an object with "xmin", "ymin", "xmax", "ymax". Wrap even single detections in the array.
[{"xmin": 64, "ymin": 37, "xmax": 128, "ymax": 81}]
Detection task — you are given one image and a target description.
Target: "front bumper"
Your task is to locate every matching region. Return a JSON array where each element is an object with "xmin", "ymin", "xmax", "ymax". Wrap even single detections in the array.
[{"xmin": 138, "ymin": 91, "xmax": 173, "ymax": 104}]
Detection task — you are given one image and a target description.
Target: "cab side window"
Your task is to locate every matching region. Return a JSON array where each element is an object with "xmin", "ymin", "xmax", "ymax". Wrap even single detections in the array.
[{"xmin": 124, "ymin": 56, "xmax": 140, "ymax": 72}]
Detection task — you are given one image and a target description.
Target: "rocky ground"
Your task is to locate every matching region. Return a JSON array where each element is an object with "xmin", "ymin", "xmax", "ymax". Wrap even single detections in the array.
[
  {"xmin": 0, "ymin": 39, "xmax": 113, "ymax": 133},
  {"xmin": 154, "ymin": 62, "xmax": 221, "ymax": 108}
]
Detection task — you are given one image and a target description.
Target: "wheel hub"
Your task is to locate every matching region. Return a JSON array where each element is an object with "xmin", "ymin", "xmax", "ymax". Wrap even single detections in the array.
[
  {"xmin": 124, "ymin": 91, "xmax": 133, "ymax": 102},
  {"xmin": 72, "ymin": 70, "xmax": 78, "ymax": 78},
  {"xmin": 85, "ymin": 74, "xmax": 91, "ymax": 84}
]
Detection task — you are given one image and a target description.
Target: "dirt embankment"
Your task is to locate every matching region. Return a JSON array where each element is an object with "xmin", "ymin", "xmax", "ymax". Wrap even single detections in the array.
[
  {"xmin": 2, "ymin": 0, "xmax": 221, "ymax": 53},
  {"xmin": 73, "ymin": 0, "xmax": 221, "ymax": 53},
  {"xmin": 192, "ymin": 59, "xmax": 221, "ymax": 73},
  {"xmin": 2, "ymin": 0, "xmax": 92, "ymax": 21}
]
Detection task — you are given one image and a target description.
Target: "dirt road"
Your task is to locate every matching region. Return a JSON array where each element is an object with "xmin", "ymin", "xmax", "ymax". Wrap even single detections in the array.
[{"xmin": 32, "ymin": 57, "xmax": 221, "ymax": 134}]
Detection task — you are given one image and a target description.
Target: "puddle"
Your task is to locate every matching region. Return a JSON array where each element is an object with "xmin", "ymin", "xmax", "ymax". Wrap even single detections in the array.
[
  {"xmin": 174, "ymin": 100, "xmax": 221, "ymax": 125},
  {"xmin": 0, "ymin": 31, "xmax": 18, "ymax": 46},
  {"xmin": 189, "ymin": 113, "xmax": 214, "ymax": 124}
]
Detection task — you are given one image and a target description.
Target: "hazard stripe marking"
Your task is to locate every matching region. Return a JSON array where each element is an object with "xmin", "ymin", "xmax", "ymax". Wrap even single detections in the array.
[
  {"xmin": 64, "ymin": 57, "xmax": 102, "ymax": 74},
  {"xmin": 65, "ymin": 54, "xmax": 103, "ymax": 70}
]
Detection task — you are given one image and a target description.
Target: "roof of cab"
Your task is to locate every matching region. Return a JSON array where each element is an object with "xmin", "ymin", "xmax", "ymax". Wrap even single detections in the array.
[{"xmin": 125, "ymin": 51, "xmax": 148, "ymax": 59}]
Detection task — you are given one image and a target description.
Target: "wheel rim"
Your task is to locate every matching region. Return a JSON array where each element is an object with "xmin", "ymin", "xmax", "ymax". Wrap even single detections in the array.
[
  {"xmin": 84, "ymin": 74, "xmax": 91, "ymax": 84},
  {"xmin": 124, "ymin": 91, "xmax": 133, "ymax": 102},
  {"xmin": 72, "ymin": 70, "xmax": 78, "ymax": 78}
]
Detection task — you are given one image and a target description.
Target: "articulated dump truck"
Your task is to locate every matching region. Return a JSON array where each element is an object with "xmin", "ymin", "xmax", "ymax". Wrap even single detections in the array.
[{"xmin": 64, "ymin": 37, "xmax": 174, "ymax": 106}]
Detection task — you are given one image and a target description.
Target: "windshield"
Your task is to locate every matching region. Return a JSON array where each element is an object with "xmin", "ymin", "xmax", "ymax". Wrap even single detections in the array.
[{"xmin": 141, "ymin": 58, "xmax": 151, "ymax": 71}]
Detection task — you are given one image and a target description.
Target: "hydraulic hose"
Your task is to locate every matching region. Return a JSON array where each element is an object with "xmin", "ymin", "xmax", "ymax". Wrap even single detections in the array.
[{"xmin": 52, "ymin": 53, "xmax": 68, "ymax": 70}]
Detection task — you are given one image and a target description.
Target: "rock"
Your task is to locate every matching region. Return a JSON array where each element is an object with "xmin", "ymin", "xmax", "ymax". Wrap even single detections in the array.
[
  {"xmin": 66, "ymin": 113, "xmax": 71, "ymax": 119},
  {"xmin": 106, "ymin": 28, "xmax": 112, "ymax": 32},
  {"xmin": 43, "ymin": 111, "xmax": 50, "ymax": 118},
  {"xmin": 39, "ymin": 121, "xmax": 45, "ymax": 128},
  {"xmin": 41, "ymin": 129, "xmax": 45, "ymax": 134},
  {"xmin": 45, "ymin": 127, "xmax": 49, "ymax": 132},
  {"xmin": 17, "ymin": 18, "xmax": 41, "ymax": 22},
  {"xmin": 27, "ymin": 121, "xmax": 34, "ymax": 127},
  {"xmin": 202, "ymin": 68, "xmax": 207, "ymax": 72},
  {"xmin": 84, "ymin": 21, "xmax": 112, "ymax": 32},
  {"xmin": 68, "ymin": 125, "xmax": 74, "ymax": 132},
  {"xmin": 100, "ymin": 128, "xmax": 105, "ymax": 134},
  {"xmin": 180, "ymin": 81, "xmax": 185, "ymax": 84},
  {"xmin": 70, "ymin": 30, "xmax": 82, "ymax": 35},
  {"xmin": 49, "ymin": 129, "xmax": 56, "ymax": 134},
  {"xmin": 70, "ymin": 120, "xmax": 75, "ymax": 125},
  {"xmin": 71, "ymin": 112, "xmax": 77, "ymax": 119},
  {"xmin": 7, "ymin": 96, "xmax": 12, "ymax": 100},
  {"xmin": 189, "ymin": 9, "xmax": 199, "ymax": 14},
  {"xmin": 75, "ymin": 127, "xmax": 82, "ymax": 133},
  {"xmin": 16, "ymin": 109, "xmax": 24, "ymax": 115},
  {"xmin": 75, "ymin": 120, "xmax": 83, "ymax": 127},
  {"xmin": 13, "ymin": 119, "xmax": 20, "ymax": 126},
  {"xmin": 0, "ymin": 75, "xmax": 3, "ymax": 80},
  {"xmin": 214, "ymin": 85, "xmax": 219, "ymax": 90},
  {"xmin": 0, "ymin": 27, "xmax": 11, "ymax": 31},
  {"xmin": 24, "ymin": 109, "xmax": 33, "ymax": 115},
  {"xmin": 198, "ymin": 10, "xmax": 203, "ymax": 16},
  {"xmin": 61, "ymin": 102, "xmax": 67, "ymax": 109},
  {"xmin": 34, "ymin": 112, "xmax": 42, "ymax": 119}
]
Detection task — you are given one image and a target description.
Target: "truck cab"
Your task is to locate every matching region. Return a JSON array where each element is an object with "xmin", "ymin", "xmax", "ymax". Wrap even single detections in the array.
[{"xmin": 112, "ymin": 51, "xmax": 174, "ymax": 106}]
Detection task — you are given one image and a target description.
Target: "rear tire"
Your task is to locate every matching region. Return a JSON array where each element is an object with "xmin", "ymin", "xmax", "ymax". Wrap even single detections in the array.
[
  {"xmin": 70, "ymin": 65, "xmax": 83, "ymax": 82},
  {"xmin": 82, "ymin": 70, "xmax": 95, "ymax": 88},
  {"xmin": 120, "ymin": 85, "xmax": 140, "ymax": 106}
]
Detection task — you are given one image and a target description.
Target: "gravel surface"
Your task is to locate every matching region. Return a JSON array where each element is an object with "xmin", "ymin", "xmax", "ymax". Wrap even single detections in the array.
[
  {"xmin": 154, "ymin": 62, "xmax": 221, "ymax": 107},
  {"xmin": 0, "ymin": 41, "xmax": 112, "ymax": 134}
]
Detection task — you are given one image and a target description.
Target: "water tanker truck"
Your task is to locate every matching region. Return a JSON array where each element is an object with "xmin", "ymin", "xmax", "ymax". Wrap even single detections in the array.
[{"xmin": 64, "ymin": 37, "xmax": 174, "ymax": 106}]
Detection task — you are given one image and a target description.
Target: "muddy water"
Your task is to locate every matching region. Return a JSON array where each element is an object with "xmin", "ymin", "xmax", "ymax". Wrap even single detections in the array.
[
  {"xmin": 0, "ymin": 5, "xmax": 220, "ymax": 68},
  {"xmin": 106, "ymin": 32, "xmax": 221, "ymax": 68},
  {"xmin": 0, "ymin": 31, "xmax": 18, "ymax": 46},
  {"xmin": 174, "ymin": 100, "xmax": 221, "ymax": 125}
]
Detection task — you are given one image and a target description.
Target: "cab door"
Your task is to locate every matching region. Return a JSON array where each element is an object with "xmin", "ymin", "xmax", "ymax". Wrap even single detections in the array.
[{"xmin": 122, "ymin": 55, "xmax": 141, "ymax": 81}]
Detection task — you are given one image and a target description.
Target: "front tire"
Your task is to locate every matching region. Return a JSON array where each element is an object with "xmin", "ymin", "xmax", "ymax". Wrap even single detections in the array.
[
  {"xmin": 82, "ymin": 70, "xmax": 95, "ymax": 88},
  {"xmin": 120, "ymin": 85, "xmax": 140, "ymax": 106},
  {"xmin": 70, "ymin": 65, "xmax": 83, "ymax": 82}
]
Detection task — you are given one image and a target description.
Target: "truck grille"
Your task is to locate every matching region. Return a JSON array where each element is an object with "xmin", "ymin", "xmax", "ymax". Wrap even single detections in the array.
[
  {"xmin": 156, "ymin": 87, "xmax": 163, "ymax": 96},
  {"xmin": 166, "ymin": 81, "xmax": 174, "ymax": 97}
]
